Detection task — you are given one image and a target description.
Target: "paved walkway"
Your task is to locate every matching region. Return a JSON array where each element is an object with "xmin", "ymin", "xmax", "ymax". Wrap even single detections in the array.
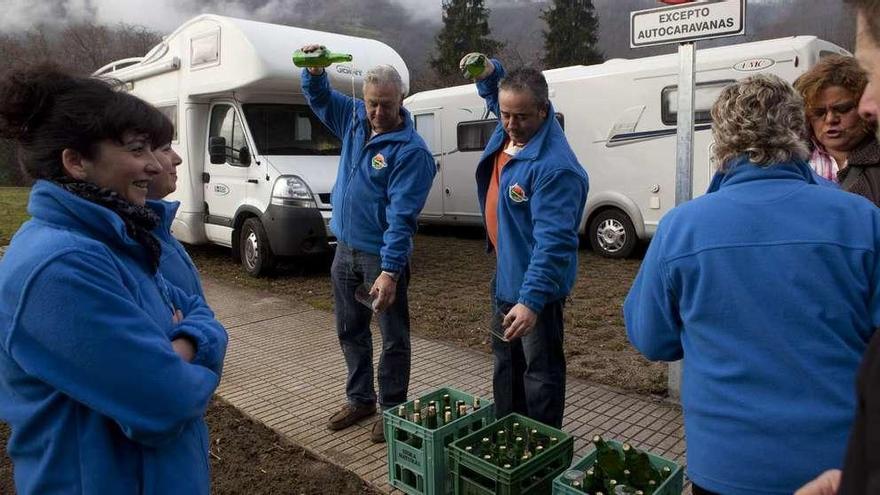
[{"xmin": 206, "ymin": 276, "xmax": 686, "ymax": 493}]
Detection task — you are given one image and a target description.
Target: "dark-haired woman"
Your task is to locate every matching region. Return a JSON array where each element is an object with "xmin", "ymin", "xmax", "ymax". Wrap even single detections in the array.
[
  {"xmin": 0, "ymin": 66, "xmax": 227, "ymax": 494},
  {"xmin": 147, "ymin": 137, "xmax": 205, "ymax": 299}
]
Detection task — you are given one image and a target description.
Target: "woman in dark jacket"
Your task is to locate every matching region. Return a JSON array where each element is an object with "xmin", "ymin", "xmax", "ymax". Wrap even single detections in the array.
[{"xmin": 795, "ymin": 54, "xmax": 880, "ymax": 206}]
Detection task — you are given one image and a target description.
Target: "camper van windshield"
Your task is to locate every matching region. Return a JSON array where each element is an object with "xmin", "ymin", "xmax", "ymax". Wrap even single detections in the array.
[{"xmin": 243, "ymin": 104, "xmax": 342, "ymax": 156}]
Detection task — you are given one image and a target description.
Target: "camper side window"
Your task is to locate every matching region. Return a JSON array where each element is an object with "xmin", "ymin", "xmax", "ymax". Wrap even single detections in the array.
[
  {"xmin": 661, "ymin": 80, "xmax": 735, "ymax": 126},
  {"xmin": 157, "ymin": 105, "xmax": 178, "ymax": 143},
  {"xmin": 457, "ymin": 114, "xmax": 565, "ymax": 152},
  {"xmin": 457, "ymin": 119, "xmax": 496, "ymax": 152},
  {"xmin": 209, "ymin": 104, "xmax": 248, "ymax": 166}
]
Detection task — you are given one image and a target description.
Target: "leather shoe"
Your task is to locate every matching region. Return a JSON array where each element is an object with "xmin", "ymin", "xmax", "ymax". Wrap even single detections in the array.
[{"xmin": 327, "ymin": 403, "xmax": 376, "ymax": 431}]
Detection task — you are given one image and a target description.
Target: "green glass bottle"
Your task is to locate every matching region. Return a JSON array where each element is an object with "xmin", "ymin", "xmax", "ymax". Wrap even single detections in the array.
[
  {"xmin": 396, "ymin": 405, "xmax": 408, "ymax": 442},
  {"xmin": 292, "ymin": 47, "xmax": 353, "ymax": 68},
  {"xmin": 442, "ymin": 394, "xmax": 451, "ymax": 409},
  {"xmin": 593, "ymin": 435, "xmax": 626, "ymax": 482},
  {"xmin": 514, "ymin": 436, "xmax": 526, "ymax": 459},
  {"xmin": 460, "ymin": 52, "xmax": 489, "ymax": 79},
  {"xmin": 473, "ymin": 397, "xmax": 481, "ymax": 411},
  {"xmin": 444, "ymin": 411, "xmax": 453, "ymax": 426},
  {"xmin": 497, "ymin": 445, "xmax": 510, "ymax": 467},
  {"xmin": 480, "ymin": 437, "xmax": 492, "ymax": 457},
  {"xmin": 584, "ymin": 468, "xmax": 604, "ymax": 493},
  {"xmin": 426, "ymin": 406, "xmax": 438, "ymax": 429},
  {"xmin": 512, "ymin": 422, "xmax": 522, "ymax": 437},
  {"xmin": 622, "ymin": 443, "xmax": 661, "ymax": 489}
]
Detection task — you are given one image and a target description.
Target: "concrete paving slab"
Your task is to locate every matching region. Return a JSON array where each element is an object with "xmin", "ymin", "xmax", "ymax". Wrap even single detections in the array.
[{"xmin": 204, "ymin": 276, "xmax": 687, "ymax": 494}]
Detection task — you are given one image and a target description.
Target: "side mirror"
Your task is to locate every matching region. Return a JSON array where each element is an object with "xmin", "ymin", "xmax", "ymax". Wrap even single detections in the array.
[
  {"xmin": 209, "ymin": 136, "xmax": 227, "ymax": 164},
  {"xmin": 238, "ymin": 145, "xmax": 251, "ymax": 166}
]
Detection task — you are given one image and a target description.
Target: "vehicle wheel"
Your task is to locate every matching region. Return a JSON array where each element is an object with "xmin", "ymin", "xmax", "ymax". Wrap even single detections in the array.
[
  {"xmin": 588, "ymin": 209, "xmax": 637, "ymax": 258},
  {"xmin": 240, "ymin": 218, "xmax": 275, "ymax": 277}
]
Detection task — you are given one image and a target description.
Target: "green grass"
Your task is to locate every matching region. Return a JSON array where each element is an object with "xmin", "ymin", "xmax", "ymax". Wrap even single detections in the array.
[{"xmin": 0, "ymin": 187, "xmax": 30, "ymax": 246}]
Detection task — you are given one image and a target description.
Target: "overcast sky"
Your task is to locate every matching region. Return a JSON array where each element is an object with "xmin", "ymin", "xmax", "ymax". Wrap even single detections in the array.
[
  {"xmin": 0, "ymin": 0, "xmax": 448, "ymax": 32},
  {"xmin": 0, "ymin": 0, "xmax": 782, "ymax": 34}
]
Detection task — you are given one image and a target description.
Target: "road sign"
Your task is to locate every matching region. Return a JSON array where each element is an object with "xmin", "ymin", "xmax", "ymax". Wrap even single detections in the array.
[{"xmin": 630, "ymin": 0, "xmax": 746, "ymax": 48}]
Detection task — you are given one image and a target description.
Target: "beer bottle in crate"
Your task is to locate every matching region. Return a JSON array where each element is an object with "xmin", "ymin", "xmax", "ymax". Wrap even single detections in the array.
[{"xmin": 593, "ymin": 435, "xmax": 626, "ymax": 481}]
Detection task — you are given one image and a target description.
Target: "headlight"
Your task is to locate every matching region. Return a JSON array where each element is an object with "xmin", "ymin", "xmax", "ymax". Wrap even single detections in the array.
[{"xmin": 271, "ymin": 176, "xmax": 316, "ymax": 207}]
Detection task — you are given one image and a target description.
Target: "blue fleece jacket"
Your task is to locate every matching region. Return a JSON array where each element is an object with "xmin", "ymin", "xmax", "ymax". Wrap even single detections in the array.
[
  {"xmin": 147, "ymin": 199, "xmax": 205, "ymax": 299},
  {"xmin": 624, "ymin": 158, "xmax": 880, "ymax": 494},
  {"xmin": 302, "ymin": 69, "xmax": 436, "ymax": 273},
  {"xmin": 0, "ymin": 180, "xmax": 228, "ymax": 495},
  {"xmin": 475, "ymin": 60, "xmax": 589, "ymax": 312}
]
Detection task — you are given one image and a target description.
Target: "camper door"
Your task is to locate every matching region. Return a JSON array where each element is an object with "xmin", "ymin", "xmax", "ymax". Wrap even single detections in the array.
[
  {"xmin": 412, "ymin": 110, "xmax": 443, "ymax": 218},
  {"xmin": 204, "ymin": 102, "xmax": 254, "ymax": 228}
]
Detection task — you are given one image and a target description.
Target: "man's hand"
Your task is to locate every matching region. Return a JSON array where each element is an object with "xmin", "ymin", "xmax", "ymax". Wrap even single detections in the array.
[
  {"xmin": 795, "ymin": 469, "xmax": 842, "ymax": 495},
  {"xmin": 502, "ymin": 303, "xmax": 537, "ymax": 340},
  {"xmin": 172, "ymin": 309, "xmax": 183, "ymax": 325},
  {"xmin": 301, "ymin": 43, "xmax": 326, "ymax": 76},
  {"xmin": 370, "ymin": 272, "xmax": 398, "ymax": 313},
  {"xmin": 459, "ymin": 52, "xmax": 494, "ymax": 80}
]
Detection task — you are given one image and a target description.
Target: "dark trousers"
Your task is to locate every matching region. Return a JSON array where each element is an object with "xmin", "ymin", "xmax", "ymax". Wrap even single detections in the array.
[
  {"xmin": 331, "ymin": 242, "xmax": 411, "ymax": 410},
  {"xmin": 490, "ymin": 278, "xmax": 566, "ymax": 428}
]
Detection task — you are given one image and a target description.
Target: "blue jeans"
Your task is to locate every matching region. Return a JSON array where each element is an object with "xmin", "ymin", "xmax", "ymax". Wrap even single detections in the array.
[
  {"xmin": 490, "ymin": 277, "xmax": 566, "ymax": 428},
  {"xmin": 331, "ymin": 242, "xmax": 410, "ymax": 410}
]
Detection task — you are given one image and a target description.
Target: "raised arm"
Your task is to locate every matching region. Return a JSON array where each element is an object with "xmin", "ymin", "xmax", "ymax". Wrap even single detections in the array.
[{"xmin": 301, "ymin": 67, "xmax": 357, "ymax": 139}]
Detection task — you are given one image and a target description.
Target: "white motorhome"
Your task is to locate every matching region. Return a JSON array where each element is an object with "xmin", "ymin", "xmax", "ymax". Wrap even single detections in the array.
[
  {"xmin": 405, "ymin": 36, "xmax": 848, "ymax": 258},
  {"xmin": 95, "ymin": 14, "xmax": 408, "ymax": 275}
]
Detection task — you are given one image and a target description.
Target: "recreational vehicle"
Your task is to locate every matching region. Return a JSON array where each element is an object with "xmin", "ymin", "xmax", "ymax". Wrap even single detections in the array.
[
  {"xmin": 95, "ymin": 14, "xmax": 409, "ymax": 275},
  {"xmin": 405, "ymin": 36, "xmax": 848, "ymax": 258}
]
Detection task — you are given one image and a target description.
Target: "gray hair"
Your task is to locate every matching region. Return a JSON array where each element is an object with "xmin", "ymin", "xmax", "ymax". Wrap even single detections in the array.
[
  {"xmin": 711, "ymin": 74, "xmax": 810, "ymax": 169},
  {"xmin": 363, "ymin": 65, "xmax": 404, "ymax": 96},
  {"xmin": 499, "ymin": 68, "xmax": 550, "ymax": 110}
]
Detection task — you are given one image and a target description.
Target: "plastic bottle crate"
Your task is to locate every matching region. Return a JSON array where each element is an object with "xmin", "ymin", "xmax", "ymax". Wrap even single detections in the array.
[
  {"xmin": 551, "ymin": 439, "xmax": 683, "ymax": 495},
  {"xmin": 384, "ymin": 387, "xmax": 496, "ymax": 495},
  {"xmin": 447, "ymin": 413, "xmax": 574, "ymax": 495}
]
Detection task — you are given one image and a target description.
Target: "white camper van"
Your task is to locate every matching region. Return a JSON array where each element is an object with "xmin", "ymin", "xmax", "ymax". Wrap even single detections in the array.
[
  {"xmin": 405, "ymin": 36, "xmax": 848, "ymax": 258},
  {"xmin": 95, "ymin": 15, "xmax": 409, "ymax": 275}
]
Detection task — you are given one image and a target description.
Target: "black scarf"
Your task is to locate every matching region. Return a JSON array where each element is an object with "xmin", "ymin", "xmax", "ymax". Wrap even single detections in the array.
[{"xmin": 53, "ymin": 177, "xmax": 162, "ymax": 273}]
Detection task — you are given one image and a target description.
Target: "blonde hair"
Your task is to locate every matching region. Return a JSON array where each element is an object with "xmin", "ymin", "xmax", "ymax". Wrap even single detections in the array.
[{"xmin": 711, "ymin": 74, "xmax": 809, "ymax": 168}]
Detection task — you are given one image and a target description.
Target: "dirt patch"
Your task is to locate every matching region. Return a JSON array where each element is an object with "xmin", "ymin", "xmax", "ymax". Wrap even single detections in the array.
[
  {"xmin": 0, "ymin": 398, "xmax": 379, "ymax": 495},
  {"xmin": 189, "ymin": 225, "xmax": 668, "ymax": 395}
]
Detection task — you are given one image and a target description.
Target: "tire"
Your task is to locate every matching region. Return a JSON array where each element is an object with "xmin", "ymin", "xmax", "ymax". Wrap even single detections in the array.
[
  {"xmin": 240, "ymin": 218, "xmax": 275, "ymax": 277},
  {"xmin": 588, "ymin": 209, "xmax": 637, "ymax": 259}
]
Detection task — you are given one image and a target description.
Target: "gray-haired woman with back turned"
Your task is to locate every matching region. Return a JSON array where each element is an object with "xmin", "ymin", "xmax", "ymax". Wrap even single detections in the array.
[{"xmin": 624, "ymin": 74, "xmax": 880, "ymax": 495}]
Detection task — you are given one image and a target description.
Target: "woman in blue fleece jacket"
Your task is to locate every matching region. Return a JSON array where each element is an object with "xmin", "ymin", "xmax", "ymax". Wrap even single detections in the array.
[
  {"xmin": 0, "ymin": 66, "xmax": 227, "ymax": 494},
  {"xmin": 146, "ymin": 136, "xmax": 205, "ymax": 299},
  {"xmin": 624, "ymin": 75, "xmax": 880, "ymax": 494}
]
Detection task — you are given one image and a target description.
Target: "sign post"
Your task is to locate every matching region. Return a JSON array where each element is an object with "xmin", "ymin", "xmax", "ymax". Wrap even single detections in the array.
[{"xmin": 630, "ymin": 0, "xmax": 745, "ymax": 399}]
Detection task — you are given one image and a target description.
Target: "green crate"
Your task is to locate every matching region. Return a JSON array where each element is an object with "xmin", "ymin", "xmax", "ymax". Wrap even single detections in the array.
[
  {"xmin": 385, "ymin": 387, "xmax": 496, "ymax": 495},
  {"xmin": 447, "ymin": 413, "xmax": 574, "ymax": 495},
  {"xmin": 551, "ymin": 439, "xmax": 683, "ymax": 495}
]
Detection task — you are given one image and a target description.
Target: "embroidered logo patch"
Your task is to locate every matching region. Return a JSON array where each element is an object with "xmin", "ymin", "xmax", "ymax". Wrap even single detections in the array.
[
  {"xmin": 371, "ymin": 153, "xmax": 386, "ymax": 170},
  {"xmin": 509, "ymin": 183, "xmax": 528, "ymax": 203}
]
